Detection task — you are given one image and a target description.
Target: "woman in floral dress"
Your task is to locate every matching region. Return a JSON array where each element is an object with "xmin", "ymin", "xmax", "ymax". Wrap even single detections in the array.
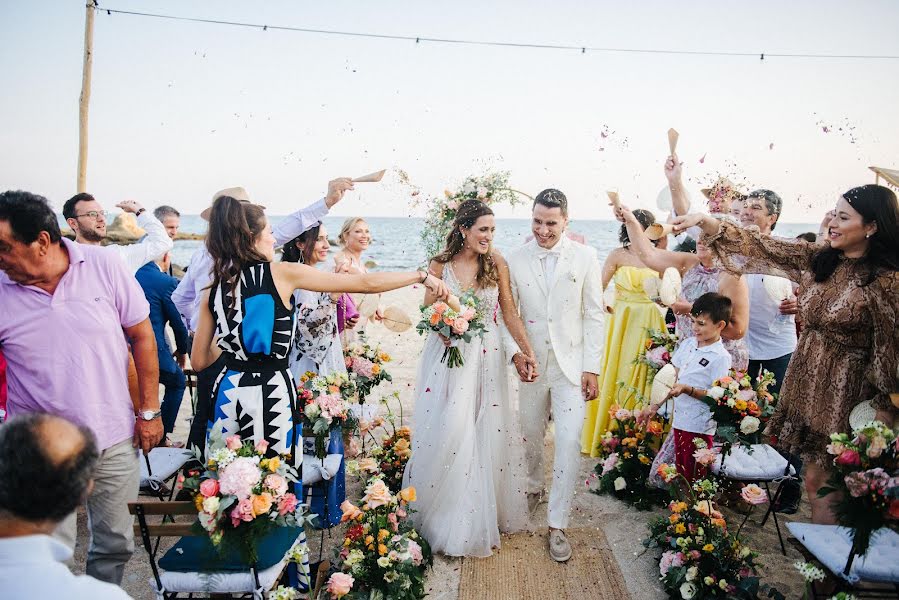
[{"xmin": 672, "ymin": 184, "xmax": 899, "ymax": 524}]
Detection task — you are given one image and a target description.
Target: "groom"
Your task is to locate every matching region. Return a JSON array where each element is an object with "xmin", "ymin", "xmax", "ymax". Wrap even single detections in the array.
[{"xmin": 502, "ymin": 189, "xmax": 604, "ymax": 562}]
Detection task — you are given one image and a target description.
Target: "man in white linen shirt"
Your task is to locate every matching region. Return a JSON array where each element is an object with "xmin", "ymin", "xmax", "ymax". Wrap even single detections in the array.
[
  {"xmin": 62, "ymin": 193, "xmax": 173, "ymax": 273},
  {"xmin": 0, "ymin": 413, "xmax": 132, "ymax": 599},
  {"xmin": 174, "ymin": 177, "xmax": 355, "ymax": 456}
]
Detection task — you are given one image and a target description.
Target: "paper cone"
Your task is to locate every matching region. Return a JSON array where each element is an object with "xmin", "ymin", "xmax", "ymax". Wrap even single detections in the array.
[
  {"xmin": 446, "ymin": 294, "xmax": 462, "ymax": 313},
  {"xmin": 606, "ymin": 191, "xmax": 620, "ymax": 212},
  {"xmin": 352, "ymin": 169, "xmax": 386, "ymax": 183},
  {"xmin": 659, "ymin": 267, "xmax": 682, "ymax": 306},
  {"xmin": 668, "ymin": 128, "xmax": 679, "ymax": 155},
  {"xmin": 646, "ymin": 222, "xmax": 674, "ymax": 241},
  {"xmin": 650, "ymin": 363, "xmax": 677, "ymax": 406},
  {"xmin": 381, "ymin": 305, "xmax": 412, "ymax": 333}
]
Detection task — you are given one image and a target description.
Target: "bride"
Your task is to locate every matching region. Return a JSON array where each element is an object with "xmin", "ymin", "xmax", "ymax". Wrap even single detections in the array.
[{"xmin": 403, "ymin": 199, "xmax": 537, "ymax": 557}]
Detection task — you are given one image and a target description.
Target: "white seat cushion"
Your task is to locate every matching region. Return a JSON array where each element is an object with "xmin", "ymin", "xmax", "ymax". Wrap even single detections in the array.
[
  {"xmin": 301, "ymin": 453, "xmax": 343, "ymax": 485},
  {"xmin": 139, "ymin": 448, "xmax": 194, "ymax": 490},
  {"xmin": 154, "ymin": 531, "xmax": 310, "ymax": 596},
  {"xmin": 787, "ymin": 523, "xmax": 899, "ymax": 584},
  {"xmin": 711, "ymin": 444, "xmax": 796, "ymax": 480}
]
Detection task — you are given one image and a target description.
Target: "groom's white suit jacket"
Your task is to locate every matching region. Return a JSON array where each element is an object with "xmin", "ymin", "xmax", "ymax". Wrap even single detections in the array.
[{"xmin": 501, "ymin": 236, "xmax": 605, "ymax": 385}]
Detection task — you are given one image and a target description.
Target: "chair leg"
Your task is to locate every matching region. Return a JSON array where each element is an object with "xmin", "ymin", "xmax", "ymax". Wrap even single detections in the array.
[{"xmin": 763, "ymin": 481, "xmax": 787, "ymax": 555}]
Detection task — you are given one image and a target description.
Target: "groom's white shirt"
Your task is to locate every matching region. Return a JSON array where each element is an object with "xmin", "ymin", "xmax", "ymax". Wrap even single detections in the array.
[{"xmin": 502, "ymin": 235, "xmax": 604, "ymax": 382}]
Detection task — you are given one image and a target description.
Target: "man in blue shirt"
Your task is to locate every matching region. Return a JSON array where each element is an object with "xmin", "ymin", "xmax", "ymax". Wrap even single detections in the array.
[{"xmin": 136, "ymin": 255, "xmax": 189, "ymax": 443}]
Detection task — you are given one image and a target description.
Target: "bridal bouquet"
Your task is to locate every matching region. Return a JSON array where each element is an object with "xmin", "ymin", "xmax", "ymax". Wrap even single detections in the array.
[
  {"xmin": 590, "ymin": 405, "xmax": 667, "ymax": 510},
  {"xmin": 344, "ymin": 336, "xmax": 393, "ymax": 403},
  {"xmin": 416, "ymin": 290, "xmax": 487, "ymax": 368},
  {"xmin": 326, "ymin": 476, "xmax": 433, "ymax": 600},
  {"xmin": 818, "ymin": 420, "xmax": 898, "ymax": 572},
  {"xmin": 298, "ymin": 371, "xmax": 359, "ymax": 458},
  {"xmin": 636, "ymin": 325, "xmax": 680, "ymax": 375},
  {"xmin": 645, "ymin": 475, "xmax": 782, "ymax": 600},
  {"xmin": 699, "ymin": 370, "xmax": 778, "ymax": 454},
  {"xmin": 182, "ymin": 432, "xmax": 307, "ymax": 564}
]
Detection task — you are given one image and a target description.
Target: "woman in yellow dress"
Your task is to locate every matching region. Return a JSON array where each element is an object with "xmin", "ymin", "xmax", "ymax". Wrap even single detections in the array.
[{"xmin": 581, "ymin": 209, "xmax": 666, "ymax": 456}]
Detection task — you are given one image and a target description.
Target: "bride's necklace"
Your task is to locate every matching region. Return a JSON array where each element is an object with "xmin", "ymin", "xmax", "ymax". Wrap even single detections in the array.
[{"xmin": 449, "ymin": 259, "xmax": 478, "ymax": 292}]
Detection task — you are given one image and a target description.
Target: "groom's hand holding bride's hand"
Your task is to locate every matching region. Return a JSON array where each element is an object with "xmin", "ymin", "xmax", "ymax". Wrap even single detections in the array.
[
  {"xmin": 581, "ymin": 372, "xmax": 598, "ymax": 401},
  {"xmin": 512, "ymin": 352, "xmax": 538, "ymax": 382}
]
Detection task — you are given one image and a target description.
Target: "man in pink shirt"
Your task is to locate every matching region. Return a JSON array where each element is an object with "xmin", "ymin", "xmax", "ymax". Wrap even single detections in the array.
[{"xmin": 0, "ymin": 190, "xmax": 162, "ymax": 585}]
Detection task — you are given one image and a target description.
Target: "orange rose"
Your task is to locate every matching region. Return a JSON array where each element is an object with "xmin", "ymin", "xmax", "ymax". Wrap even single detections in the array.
[
  {"xmin": 251, "ymin": 492, "xmax": 273, "ymax": 516},
  {"xmin": 397, "ymin": 426, "xmax": 412, "ymax": 438},
  {"xmin": 429, "ymin": 313, "xmax": 441, "ymax": 326},
  {"xmin": 340, "ymin": 500, "xmax": 364, "ymax": 523},
  {"xmin": 433, "ymin": 302, "xmax": 447, "ymax": 315},
  {"xmin": 443, "ymin": 315, "xmax": 454, "ymax": 326},
  {"xmin": 399, "ymin": 486, "xmax": 417, "ymax": 503},
  {"xmin": 362, "ymin": 479, "xmax": 393, "ymax": 510},
  {"xmin": 371, "ymin": 364, "xmax": 381, "ymax": 375},
  {"xmin": 647, "ymin": 421, "xmax": 664, "ymax": 435},
  {"xmin": 393, "ymin": 437, "xmax": 412, "ymax": 458},
  {"xmin": 378, "ymin": 543, "xmax": 388, "ymax": 555}
]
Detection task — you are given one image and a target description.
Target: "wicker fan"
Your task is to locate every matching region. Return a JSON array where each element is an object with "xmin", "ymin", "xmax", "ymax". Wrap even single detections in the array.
[
  {"xmin": 354, "ymin": 294, "xmax": 380, "ymax": 318},
  {"xmin": 381, "ymin": 305, "xmax": 412, "ymax": 333}
]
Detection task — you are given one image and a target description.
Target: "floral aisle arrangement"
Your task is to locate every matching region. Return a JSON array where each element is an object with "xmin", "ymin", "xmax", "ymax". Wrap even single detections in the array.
[
  {"xmin": 818, "ymin": 420, "xmax": 898, "ymax": 573},
  {"xmin": 344, "ymin": 336, "xmax": 393, "ymax": 403},
  {"xmin": 645, "ymin": 472, "xmax": 784, "ymax": 600},
  {"xmin": 346, "ymin": 393, "xmax": 413, "ymax": 494},
  {"xmin": 590, "ymin": 406, "xmax": 667, "ymax": 509},
  {"xmin": 416, "ymin": 290, "xmax": 487, "ymax": 368},
  {"xmin": 636, "ymin": 326, "xmax": 679, "ymax": 376},
  {"xmin": 699, "ymin": 370, "xmax": 778, "ymax": 454},
  {"xmin": 411, "ymin": 171, "xmax": 527, "ymax": 260},
  {"xmin": 323, "ymin": 476, "xmax": 433, "ymax": 599},
  {"xmin": 182, "ymin": 433, "xmax": 309, "ymax": 564},
  {"xmin": 298, "ymin": 371, "xmax": 359, "ymax": 458}
]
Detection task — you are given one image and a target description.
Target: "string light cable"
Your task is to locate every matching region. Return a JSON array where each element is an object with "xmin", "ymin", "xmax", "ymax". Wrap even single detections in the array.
[{"xmin": 93, "ymin": 3, "xmax": 899, "ymax": 61}]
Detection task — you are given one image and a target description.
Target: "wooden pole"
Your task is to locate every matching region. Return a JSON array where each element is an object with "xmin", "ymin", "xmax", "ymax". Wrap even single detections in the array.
[{"xmin": 77, "ymin": 2, "xmax": 95, "ymax": 193}]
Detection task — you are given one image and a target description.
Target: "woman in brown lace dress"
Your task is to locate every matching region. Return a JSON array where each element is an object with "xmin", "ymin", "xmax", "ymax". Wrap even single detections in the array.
[{"xmin": 672, "ymin": 184, "xmax": 899, "ymax": 524}]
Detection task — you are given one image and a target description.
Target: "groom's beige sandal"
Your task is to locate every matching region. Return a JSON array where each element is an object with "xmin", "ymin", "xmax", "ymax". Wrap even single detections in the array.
[{"xmin": 548, "ymin": 529, "xmax": 572, "ymax": 562}]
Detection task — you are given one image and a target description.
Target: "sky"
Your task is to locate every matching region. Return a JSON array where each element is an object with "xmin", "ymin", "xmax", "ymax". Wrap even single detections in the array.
[{"xmin": 2, "ymin": 1, "xmax": 898, "ymax": 222}]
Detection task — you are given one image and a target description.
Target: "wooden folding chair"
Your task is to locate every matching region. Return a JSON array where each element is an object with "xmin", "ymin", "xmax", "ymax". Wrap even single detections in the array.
[{"xmin": 129, "ymin": 501, "xmax": 309, "ymax": 599}]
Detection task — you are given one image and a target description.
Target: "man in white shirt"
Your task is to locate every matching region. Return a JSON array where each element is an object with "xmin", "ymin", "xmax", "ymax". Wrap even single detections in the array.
[
  {"xmin": 738, "ymin": 189, "xmax": 797, "ymax": 395},
  {"xmin": 174, "ymin": 178, "xmax": 355, "ymax": 456},
  {"xmin": 0, "ymin": 413, "xmax": 132, "ymax": 599},
  {"xmin": 63, "ymin": 193, "xmax": 173, "ymax": 273}
]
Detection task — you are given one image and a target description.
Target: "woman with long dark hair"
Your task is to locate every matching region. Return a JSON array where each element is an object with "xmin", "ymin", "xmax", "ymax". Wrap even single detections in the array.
[
  {"xmin": 402, "ymin": 199, "xmax": 535, "ymax": 557},
  {"xmin": 673, "ymin": 184, "xmax": 899, "ymax": 524},
  {"xmin": 191, "ymin": 195, "xmax": 448, "ymax": 464}
]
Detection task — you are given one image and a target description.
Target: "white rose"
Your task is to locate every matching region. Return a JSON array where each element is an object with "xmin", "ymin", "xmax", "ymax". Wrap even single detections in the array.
[
  {"xmin": 476, "ymin": 186, "xmax": 488, "ymax": 199},
  {"xmin": 740, "ymin": 416, "xmax": 760, "ymax": 434},
  {"xmin": 726, "ymin": 398, "xmax": 736, "ymax": 408},
  {"xmin": 707, "ymin": 386, "xmax": 725, "ymax": 400},
  {"xmin": 377, "ymin": 556, "xmax": 391, "ymax": 568},
  {"xmin": 304, "ymin": 403, "xmax": 321, "ymax": 419},
  {"xmin": 202, "ymin": 496, "xmax": 220, "ymax": 514},
  {"xmin": 462, "ymin": 181, "xmax": 476, "ymax": 194},
  {"xmin": 686, "ymin": 566, "xmax": 699, "ymax": 581},
  {"xmin": 614, "ymin": 477, "xmax": 627, "ymax": 491},
  {"xmin": 680, "ymin": 582, "xmax": 698, "ymax": 599}
]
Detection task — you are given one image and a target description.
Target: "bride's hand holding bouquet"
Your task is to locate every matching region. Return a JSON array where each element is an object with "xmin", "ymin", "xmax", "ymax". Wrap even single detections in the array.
[{"xmin": 416, "ymin": 290, "xmax": 487, "ymax": 368}]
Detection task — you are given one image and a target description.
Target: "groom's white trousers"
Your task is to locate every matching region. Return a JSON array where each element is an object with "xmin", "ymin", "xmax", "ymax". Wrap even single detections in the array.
[{"xmin": 519, "ymin": 350, "xmax": 585, "ymax": 530}]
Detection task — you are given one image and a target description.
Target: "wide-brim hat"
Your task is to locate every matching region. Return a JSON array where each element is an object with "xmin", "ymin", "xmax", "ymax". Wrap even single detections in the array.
[
  {"xmin": 200, "ymin": 186, "xmax": 259, "ymax": 220},
  {"xmin": 700, "ymin": 177, "xmax": 746, "ymax": 204}
]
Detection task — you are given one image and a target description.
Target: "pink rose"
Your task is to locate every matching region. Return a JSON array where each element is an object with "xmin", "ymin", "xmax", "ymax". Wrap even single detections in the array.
[
  {"xmin": 614, "ymin": 408, "xmax": 631, "ymax": 421},
  {"xmin": 740, "ymin": 484, "xmax": 768, "ymax": 505},
  {"xmin": 254, "ymin": 439, "xmax": 269, "ymax": 454},
  {"xmin": 408, "ymin": 539, "xmax": 423, "ymax": 565},
  {"xmin": 344, "ymin": 356, "xmax": 354, "ymax": 369},
  {"xmin": 387, "ymin": 511, "xmax": 399, "ymax": 532},
  {"xmin": 396, "ymin": 506, "xmax": 407, "ymax": 518},
  {"xmin": 277, "ymin": 493, "xmax": 299, "ymax": 516},
  {"xmin": 693, "ymin": 447, "xmax": 718, "ymax": 467},
  {"xmin": 346, "ymin": 437, "xmax": 361, "ymax": 458},
  {"xmin": 225, "ymin": 435, "xmax": 242, "ymax": 450},
  {"xmin": 326, "ymin": 572, "xmax": 354, "ymax": 598},
  {"xmin": 601, "ymin": 453, "xmax": 619, "ymax": 475},
  {"xmin": 263, "ymin": 473, "xmax": 288, "ymax": 498},
  {"xmin": 451, "ymin": 318, "xmax": 469, "ymax": 335},
  {"xmin": 231, "ymin": 498, "xmax": 255, "ymax": 523},
  {"xmin": 462, "ymin": 307, "xmax": 476, "ymax": 320},
  {"xmin": 199, "ymin": 479, "xmax": 220, "ymax": 498},
  {"xmin": 835, "ymin": 449, "xmax": 861, "ymax": 467}
]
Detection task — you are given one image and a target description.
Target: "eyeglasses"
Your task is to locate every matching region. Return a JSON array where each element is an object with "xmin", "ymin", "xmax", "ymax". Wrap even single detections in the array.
[{"xmin": 74, "ymin": 211, "xmax": 108, "ymax": 220}]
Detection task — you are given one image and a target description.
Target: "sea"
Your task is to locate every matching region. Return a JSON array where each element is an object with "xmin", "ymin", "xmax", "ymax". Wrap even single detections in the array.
[{"xmin": 167, "ymin": 216, "xmax": 821, "ymax": 271}]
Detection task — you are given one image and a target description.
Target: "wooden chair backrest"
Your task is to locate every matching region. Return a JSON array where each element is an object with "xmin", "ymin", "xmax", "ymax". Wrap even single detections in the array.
[{"xmin": 128, "ymin": 501, "xmax": 199, "ymax": 537}]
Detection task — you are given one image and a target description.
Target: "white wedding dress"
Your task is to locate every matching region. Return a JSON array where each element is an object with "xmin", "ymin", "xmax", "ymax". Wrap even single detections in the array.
[{"xmin": 402, "ymin": 264, "xmax": 529, "ymax": 557}]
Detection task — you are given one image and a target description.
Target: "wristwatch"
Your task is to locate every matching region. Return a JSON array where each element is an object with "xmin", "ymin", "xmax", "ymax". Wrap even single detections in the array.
[
  {"xmin": 135, "ymin": 208, "xmax": 146, "ymax": 217},
  {"xmin": 137, "ymin": 409, "xmax": 162, "ymax": 421}
]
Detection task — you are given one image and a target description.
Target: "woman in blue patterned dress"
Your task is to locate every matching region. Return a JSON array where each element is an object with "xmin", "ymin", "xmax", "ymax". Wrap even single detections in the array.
[{"xmin": 190, "ymin": 194, "xmax": 449, "ymax": 469}]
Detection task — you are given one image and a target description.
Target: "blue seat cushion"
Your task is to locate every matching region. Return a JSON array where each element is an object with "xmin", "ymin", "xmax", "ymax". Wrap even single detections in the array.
[{"xmin": 159, "ymin": 525, "xmax": 302, "ymax": 572}]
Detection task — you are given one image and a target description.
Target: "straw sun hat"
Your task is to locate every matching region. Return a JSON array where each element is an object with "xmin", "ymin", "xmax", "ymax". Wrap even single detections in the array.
[
  {"xmin": 700, "ymin": 177, "xmax": 746, "ymax": 206},
  {"xmin": 200, "ymin": 186, "xmax": 265, "ymax": 220}
]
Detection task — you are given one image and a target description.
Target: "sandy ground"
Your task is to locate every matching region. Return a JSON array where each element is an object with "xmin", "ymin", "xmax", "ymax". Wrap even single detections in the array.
[{"xmin": 72, "ymin": 286, "xmax": 810, "ymax": 599}]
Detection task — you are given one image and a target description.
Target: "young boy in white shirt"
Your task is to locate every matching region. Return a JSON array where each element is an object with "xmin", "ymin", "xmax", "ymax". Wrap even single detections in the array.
[{"xmin": 648, "ymin": 293, "xmax": 733, "ymax": 482}]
